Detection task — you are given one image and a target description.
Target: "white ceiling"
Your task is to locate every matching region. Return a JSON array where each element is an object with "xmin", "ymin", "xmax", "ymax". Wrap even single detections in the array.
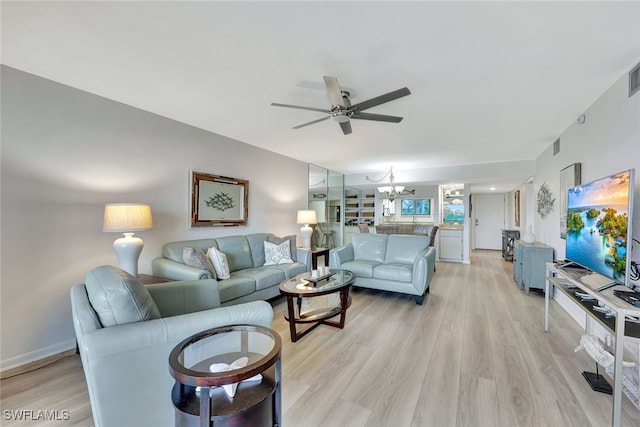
[{"xmin": 2, "ymin": 1, "xmax": 639, "ymax": 192}]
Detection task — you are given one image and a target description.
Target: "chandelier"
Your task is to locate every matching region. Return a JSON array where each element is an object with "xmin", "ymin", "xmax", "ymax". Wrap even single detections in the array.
[{"xmin": 366, "ymin": 167, "xmax": 415, "ymax": 201}]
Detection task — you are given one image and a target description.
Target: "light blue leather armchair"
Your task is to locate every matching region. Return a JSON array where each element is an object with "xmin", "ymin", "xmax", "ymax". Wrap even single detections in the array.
[
  {"xmin": 71, "ymin": 265, "xmax": 274, "ymax": 427},
  {"xmin": 329, "ymin": 234, "xmax": 436, "ymax": 304}
]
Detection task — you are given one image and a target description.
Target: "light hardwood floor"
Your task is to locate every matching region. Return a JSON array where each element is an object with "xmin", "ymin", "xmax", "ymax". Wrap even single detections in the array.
[{"xmin": 2, "ymin": 250, "xmax": 639, "ymax": 426}]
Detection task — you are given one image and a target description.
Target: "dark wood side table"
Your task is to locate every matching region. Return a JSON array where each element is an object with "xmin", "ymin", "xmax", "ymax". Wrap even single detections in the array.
[
  {"xmin": 169, "ymin": 324, "xmax": 282, "ymax": 427},
  {"xmin": 309, "ymin": 247, "xmax": 330, "ymax": 270}
]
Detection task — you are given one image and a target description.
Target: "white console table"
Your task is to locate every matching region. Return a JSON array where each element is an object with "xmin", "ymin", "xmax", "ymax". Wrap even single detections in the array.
[{"xmin": 545, "ymin": 262, "xmax": 640, "ymax": 427}]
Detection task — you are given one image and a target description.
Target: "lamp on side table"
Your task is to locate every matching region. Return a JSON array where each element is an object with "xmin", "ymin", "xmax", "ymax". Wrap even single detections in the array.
[
  {"xmin": 297, "ymin": 210, "xmax": 317, "ymax": 250},
  {"xmin": 103, "ymin": 203, "xmax": 153, "ymax": 277}
]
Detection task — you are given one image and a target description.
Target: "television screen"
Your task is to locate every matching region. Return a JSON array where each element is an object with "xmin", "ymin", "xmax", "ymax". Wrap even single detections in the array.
[{"xmin": 565, "ymin": 169, "xmax": 635, "ymax": 285}]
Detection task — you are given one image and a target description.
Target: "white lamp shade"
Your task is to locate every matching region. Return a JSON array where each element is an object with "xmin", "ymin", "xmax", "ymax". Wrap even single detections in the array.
[
  {"xmin": 103, "ymin": 203, "xmax": 153, "ymax": 232},
  {"xmin": 296, "ymin": 210, "xmax": 317, "ymax": 225}
]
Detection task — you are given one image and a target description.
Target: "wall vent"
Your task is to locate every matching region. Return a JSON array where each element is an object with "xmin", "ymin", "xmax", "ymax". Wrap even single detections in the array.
[
  {"xmin": 553, "ymin": 139, "xmax": 560, "ymax": 155},
  {"xmin": 630, "ymin": 62, "xmax": 640, "ymax": 98}
]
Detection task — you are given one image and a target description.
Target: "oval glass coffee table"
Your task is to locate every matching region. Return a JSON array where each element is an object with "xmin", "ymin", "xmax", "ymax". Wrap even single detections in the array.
[{"xmin": 279, "ymin": 269, "xmax": 354, "ymax": 342}]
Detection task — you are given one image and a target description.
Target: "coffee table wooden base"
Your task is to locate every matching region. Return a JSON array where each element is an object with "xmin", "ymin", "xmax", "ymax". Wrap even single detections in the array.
[{"xmin": 283, "ymin": 287, "xmax": 352, "ymax": 342}]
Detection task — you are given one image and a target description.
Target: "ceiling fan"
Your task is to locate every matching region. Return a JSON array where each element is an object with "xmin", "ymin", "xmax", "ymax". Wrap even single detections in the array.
[{"xmin": 271, "ymin": 76, "xmax": 411, "ymax": 135}]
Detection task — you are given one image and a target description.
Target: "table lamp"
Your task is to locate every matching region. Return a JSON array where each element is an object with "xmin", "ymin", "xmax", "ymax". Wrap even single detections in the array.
[
  {"xmin": 103, "ymin": 203, "xmax": 153, "ymax": 276},
  {"xmin": 296, "ymin": 210, "xmax": 317, "ymax": 249}
]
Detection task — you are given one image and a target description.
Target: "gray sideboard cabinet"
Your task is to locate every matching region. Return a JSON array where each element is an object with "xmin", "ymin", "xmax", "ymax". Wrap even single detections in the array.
[{"xmin": 513, "ymin": 240, "xmax": 554, "ymax": 294}]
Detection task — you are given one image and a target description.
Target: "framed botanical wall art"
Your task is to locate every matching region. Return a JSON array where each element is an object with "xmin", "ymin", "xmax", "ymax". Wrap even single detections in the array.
[
  {"xmin": 559, "ymin": 163, "xmax": 581, "ymax": 238},
  {"xmin": 191, "ymin": 171, "xmax": 248, "ymax": 227}
]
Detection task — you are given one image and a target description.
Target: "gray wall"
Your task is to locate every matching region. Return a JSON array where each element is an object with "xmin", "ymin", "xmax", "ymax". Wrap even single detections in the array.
[
  {"xmin": 534, "ymin": 70, "xmax": 640, "ymax": 274},
  {"xmin": 0, "ymin": 66, "xmax": 309, "ymax": 370},
  {"xmin": 532, "ymin": 67, "xmax": 640, "ymax": 369}
]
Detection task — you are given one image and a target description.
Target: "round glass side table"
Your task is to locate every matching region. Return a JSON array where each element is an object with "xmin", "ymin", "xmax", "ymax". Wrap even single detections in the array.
[{"xmin": 169, "ymin": 324, "xmax": 282, "ymax": 427}]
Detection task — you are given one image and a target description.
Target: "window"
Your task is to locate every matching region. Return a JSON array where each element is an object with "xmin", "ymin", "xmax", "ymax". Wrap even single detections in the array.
[
  {"xmin": 401, "ymin": 198, "xmax": 431, "ymax": 216},
  {"xmin": 442, "ymin": 197, "xmax": 464, "ymax": 224}
]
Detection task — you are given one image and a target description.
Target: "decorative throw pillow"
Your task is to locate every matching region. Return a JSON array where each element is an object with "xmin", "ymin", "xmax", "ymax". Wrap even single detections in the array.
[
  {"xmin": 182, "ymin": 247, "xmax": 216, "ymax": 279},
  {"xmin": 208, "ymin": 247, "xmax": 231, "ymax": 280},
  {"xmin": 84, "ymin": 265, "xmax": 161, "ymax": 327},
  {"xmin": 264, "ymin": 240, "xmax": 294, "ymax": 265},
  {"xmin": 267, "ymin": 235, "xmax": 297, "ymax": 262}
]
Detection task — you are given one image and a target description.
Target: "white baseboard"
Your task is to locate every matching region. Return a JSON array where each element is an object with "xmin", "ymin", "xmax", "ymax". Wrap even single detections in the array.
[{"xmin": 0, "ymin": 339, "xmax": 77, "ymax": 374}]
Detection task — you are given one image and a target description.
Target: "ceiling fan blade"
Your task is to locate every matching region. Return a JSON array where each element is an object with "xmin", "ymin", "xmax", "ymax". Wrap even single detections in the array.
[
  {"xmin": 339, "ymin": 121, "xmax": 352, "ymax": 135},
  {"xmin": 349, "ymin": 87, "xmax": 411, "ymax": 112},
  {"xmin": 323, "ymin": 76, "xmax": 346, "ymax": 108},
  {"xmin": 292, "ymin": 115, "xmax": 331, "ymax": 129},
  {"xmin": 351, "ymin": 112, "xmax": 404, "ymax": 123},
  {"xmin": 271, "ymin": 103, "xmax": 330, "ymax": 113}
]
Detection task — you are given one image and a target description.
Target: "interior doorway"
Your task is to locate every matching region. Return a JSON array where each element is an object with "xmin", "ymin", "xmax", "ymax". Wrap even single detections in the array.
[{"xmin": 473, "ymin": 193, "xmax": 505, "ymax": 250}]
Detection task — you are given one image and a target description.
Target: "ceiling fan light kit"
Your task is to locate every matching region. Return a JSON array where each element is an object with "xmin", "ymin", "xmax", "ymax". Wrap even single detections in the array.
[{"xmin": 271, "ymin": 75, "xmax": 410, "ymax": 135}]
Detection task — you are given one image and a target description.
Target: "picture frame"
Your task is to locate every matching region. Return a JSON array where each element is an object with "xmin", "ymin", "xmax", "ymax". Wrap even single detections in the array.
[
  {"xmin": 514, "ymin": 190, "xmax": 520, "ymax": 227},
  {"xmin": 191, "ymin": 171, "xmax": 248, "ymax": 227},
  {"xmin": 559, "ymin": 163, "xmax": 581, "ymax": 238}
]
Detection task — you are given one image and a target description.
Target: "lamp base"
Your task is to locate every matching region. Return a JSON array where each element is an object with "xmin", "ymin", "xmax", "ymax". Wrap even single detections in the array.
[
  {"xmin": 300, "ymin": 225, "xmax": 313, "ymax": 250},
  {"xmin": 113, "ymin": 232, "xmax": 144, "ymax": 277}
]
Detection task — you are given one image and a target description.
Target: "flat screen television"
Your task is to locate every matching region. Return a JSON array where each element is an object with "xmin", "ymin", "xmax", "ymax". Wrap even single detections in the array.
[{"xmin": 565, "ymin": 169, "xmax": 635, "ymax": 287}]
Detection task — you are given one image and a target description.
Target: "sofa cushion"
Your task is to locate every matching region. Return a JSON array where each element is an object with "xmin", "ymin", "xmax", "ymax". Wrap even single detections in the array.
[
  {"xmin": 208, "ymin": 247, "xmax": 231, "ymax": 279},
  {"xmin": 84, "ymin": 265, "xmax": 160, "ymax": 327},
  {"xmin": 183, "ymin": 247, "xmax": 216, "ymax": 278},
  {"xmin": 373, "ymin": 263, "xmax": 413, "ymax": 282},
  {"xmin": 264, "ymin": 240, "xmax": 293, "ymax": 265},
  {"xmin": 352, "ymin": 234, "xmax": 387, "ymax": 263},
  {"xmin": 268, "ymin": 262, "xmax": 307, "ymax": 279},
  {"xmin": 341, "ymin": 260, "xmax": 381, "ymax": 278},
  {"xmin": 234, "ymin": 267, "xmax": 286, "ymax": 291},
  {"xmin": 163, "ymin": 239, "xmax": 218, "ymax": 263},
  {"xmin": 385, "ymin": 235, "xmax": 430, "ymax": 264},
  {"xmin": 215, "ymin": 235, "xmax": 254, "ymax": 272},
  {"xmin": 216, "ymin": 276, "xmax": 256, "ymax": 303}
]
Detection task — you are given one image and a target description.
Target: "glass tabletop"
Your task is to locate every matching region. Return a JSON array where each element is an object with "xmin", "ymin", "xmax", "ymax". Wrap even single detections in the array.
[
  {"xmin": 279, "ymin": 269, "xmax": 354, "ymax": 297},
  {"xmin": 169, "ymin": 324, "xmax": 281, "ymax": 388}
]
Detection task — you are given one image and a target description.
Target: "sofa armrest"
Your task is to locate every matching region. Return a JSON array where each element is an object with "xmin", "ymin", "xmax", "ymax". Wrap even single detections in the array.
[
  {"xmin": 329, "ymin": 244, "xmax": 354, "ymax": 268},
  {"xmin": 146, "ymin": 279, "xmax": 221, "ymax": 317},
  {"xmin": 296, "ymin": 248, "xmax": 312, "ymax": 271},
  {"xmin": 412, "ymin": 247, "xmax": 436, "ymax": 294},
  {"xmin": 151, "ymin": 257, "xmax": 213, "ymax": 281}
]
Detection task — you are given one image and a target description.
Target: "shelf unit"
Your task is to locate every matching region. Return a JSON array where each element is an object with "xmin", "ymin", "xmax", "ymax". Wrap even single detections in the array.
[
  {"xmin": 344, "ymin": 190, "xmax": 376, "ymax": 226},
  {"xmin": 545, "ymin": 263, "xmax": 640, "ymax": 426}
]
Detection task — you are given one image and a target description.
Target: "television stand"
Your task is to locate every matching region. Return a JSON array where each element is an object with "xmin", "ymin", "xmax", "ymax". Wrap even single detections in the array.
[
  {"xmin": 555, "ymin": 260, "xmax": 587, "ymax": 270},
  {"xmin": 545, "ymin": 262, "xmax": 640, "ymax": 427}
]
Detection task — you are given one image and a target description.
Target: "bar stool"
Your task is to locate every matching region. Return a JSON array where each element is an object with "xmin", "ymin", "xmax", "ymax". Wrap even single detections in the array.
[{"xmin": 320, "ymin": 229, "xmax": 336, "ymax": 248}]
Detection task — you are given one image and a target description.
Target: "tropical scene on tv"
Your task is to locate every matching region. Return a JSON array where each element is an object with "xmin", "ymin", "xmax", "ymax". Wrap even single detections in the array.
[{"xmin": 566, "ymin": 170, "xmax": 631, "ymax": 280}]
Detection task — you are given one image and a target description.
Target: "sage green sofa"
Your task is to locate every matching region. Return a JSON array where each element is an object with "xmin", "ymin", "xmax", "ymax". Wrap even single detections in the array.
[
  {"xmin": 71, "ymin": 265, "xmax": 274, "ymax": 427},
  {"xmin": 151, "ymin": 233, "xmax": 311, "ymax": 306},
  {"xmin": 329, "ymin": 233, "xmax": 436, "ymax": 304}
]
